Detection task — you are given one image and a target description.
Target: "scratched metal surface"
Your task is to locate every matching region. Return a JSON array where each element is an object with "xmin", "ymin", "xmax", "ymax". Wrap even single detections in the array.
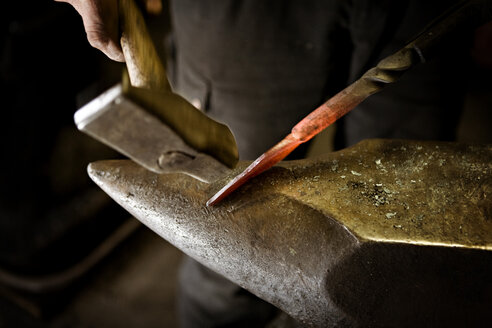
[
  {"xmin": 276, "ymin": 139, "xmax": 492, "ymax": 250},
  {"xmin": 88, "ymin": 139, "xmax": 492, "ymax": 327}
]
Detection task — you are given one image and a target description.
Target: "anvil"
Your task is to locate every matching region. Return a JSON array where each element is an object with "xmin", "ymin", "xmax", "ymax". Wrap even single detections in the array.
[{"xmin": 87, "ymin": 139, "xmax": 492, "ymax": 327}]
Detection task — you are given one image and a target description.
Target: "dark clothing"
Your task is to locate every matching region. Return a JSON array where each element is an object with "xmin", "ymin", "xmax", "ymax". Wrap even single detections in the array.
[
  {"xmin": 342, "ymin": 0, "xmax": 468, "ymax": 146},
  {"xmin": 169, "ymin": 0, "xmax": 468, "ymax": 326},
  {"xmin": 171, "ymin": 0, "xmax": 350, "ymax": 159}
]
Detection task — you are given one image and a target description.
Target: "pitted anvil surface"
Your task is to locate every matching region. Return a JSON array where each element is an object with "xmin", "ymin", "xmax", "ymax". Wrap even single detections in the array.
[{"xmin": 88, "ymin": 139, "xmax": 492, "ymax": 327}]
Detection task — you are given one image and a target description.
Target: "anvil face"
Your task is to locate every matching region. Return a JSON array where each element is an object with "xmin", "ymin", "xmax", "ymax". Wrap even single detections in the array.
[{"xmin": 88, "ymin": 139, "xmax": 492, "ymax": 327}]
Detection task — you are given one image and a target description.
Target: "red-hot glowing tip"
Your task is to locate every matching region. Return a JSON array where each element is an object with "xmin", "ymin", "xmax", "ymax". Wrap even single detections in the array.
[
  {"xmin": 206, "ymin": 134, "xmax": 301, "ymax": 206},
  {"xmin": 207, "ymin": 81, "xmax": 368, "ymax": 206}
]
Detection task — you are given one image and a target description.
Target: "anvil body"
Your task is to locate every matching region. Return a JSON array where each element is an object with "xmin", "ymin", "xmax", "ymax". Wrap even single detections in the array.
[{"xmin": 88, "ymin": 139, "xmax": 492, "ymax": 327}]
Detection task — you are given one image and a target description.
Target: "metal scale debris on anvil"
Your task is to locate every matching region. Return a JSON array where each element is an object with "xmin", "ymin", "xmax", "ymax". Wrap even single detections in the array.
[{"xmin": 75, "ymin": 0, "xmax": 492, "ymax": 327}]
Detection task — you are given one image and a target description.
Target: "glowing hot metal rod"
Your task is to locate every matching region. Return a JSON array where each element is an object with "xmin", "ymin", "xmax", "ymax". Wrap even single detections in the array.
[{"xmin": 207, "ymin": 0, "xmax": 492, "ymax": 206}]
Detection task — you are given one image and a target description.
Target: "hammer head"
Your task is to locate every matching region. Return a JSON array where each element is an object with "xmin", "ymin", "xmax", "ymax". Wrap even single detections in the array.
[{"xmin": 74, "ymin": 84, "xmax": 232, "ymax": 183}]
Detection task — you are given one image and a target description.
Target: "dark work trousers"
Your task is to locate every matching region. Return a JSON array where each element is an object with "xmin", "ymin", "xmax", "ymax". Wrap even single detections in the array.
[{"xmin": 169, "ymin": 0, "xmax": 469, "ymax": 327}]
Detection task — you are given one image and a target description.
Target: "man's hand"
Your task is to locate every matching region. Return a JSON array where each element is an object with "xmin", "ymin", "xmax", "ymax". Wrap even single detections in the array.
[{"xmin": 56, "ymin": 0, "xmax": 125, "ymax": 62}]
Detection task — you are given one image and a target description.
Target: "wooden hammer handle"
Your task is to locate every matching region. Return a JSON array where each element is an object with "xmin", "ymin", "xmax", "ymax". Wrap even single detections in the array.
[{"xmin": 119, "ymin": 0, "xmax": 171, "ymax": 91}]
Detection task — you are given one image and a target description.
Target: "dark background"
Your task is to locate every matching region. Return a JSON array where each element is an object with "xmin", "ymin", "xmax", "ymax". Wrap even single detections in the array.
[{"xmin": 0, "ymin": 1, "xmax": 183, "ymax": 327}]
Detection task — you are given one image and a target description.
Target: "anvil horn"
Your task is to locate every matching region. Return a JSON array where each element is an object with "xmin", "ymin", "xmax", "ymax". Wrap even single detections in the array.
[{"xmin": 88, "ymin": 139, "xmax": 492, "ymax": 327}]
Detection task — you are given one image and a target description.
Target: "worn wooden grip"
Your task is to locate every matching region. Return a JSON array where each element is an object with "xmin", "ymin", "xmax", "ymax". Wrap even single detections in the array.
[{"xmin": 119, "ymin": 0, "xmax": 171, "ymax": 91}]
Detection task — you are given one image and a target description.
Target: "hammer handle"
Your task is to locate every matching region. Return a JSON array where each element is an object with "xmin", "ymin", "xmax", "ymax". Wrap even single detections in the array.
[{"xmin": 119, "ymin": 0, "xmax": 171, "ymax": 91}]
